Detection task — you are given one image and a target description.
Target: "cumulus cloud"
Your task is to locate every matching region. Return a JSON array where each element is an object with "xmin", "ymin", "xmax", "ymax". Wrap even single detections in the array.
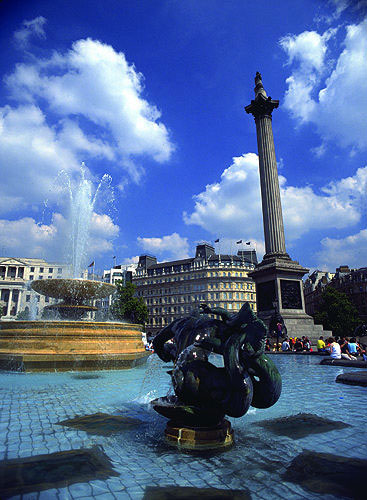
[
  {"xmin": 0, "ymin": 212, "xmax": 119, "ymax": 264},
  {"xmin": 0, "ymin": 37, "xmax": 174, "ymax": 216},
  {"xmin": 6, "ymin": 38, "xmax": 174, "ymax": 166},
  {"xmin": 316, "ymin": 229, "xmax": 367, "ymax": 270},
  {"xmin": 13, "ymin": 16, "xmax": 47, "ymax": 48},
  {"xmin": 120, "ymin": 256, "xmax": 140, "ymax": 266},
  {"xmin": 280, "ymin": 17, "xmax": 367, "ymax": 150},
  {"xmin": 137, "ymin": 233, "xmax": 190, "ymax": 260},
  {"xmin": 0, "ymin": 105, "xmax": 79, "ymax": 215},
  {"xmin": 184, "ymin": 153, "xmax": 365, "ymax": 243},
  {"xmin": 183, "ymin": 154, "xmax": 263, "ymax": 240}
]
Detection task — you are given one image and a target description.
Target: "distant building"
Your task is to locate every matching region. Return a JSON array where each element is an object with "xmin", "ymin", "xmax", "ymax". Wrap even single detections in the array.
[
  {"xmin": 303, "ymin": 270, "xmax": 335, "ymax": 316},
  {"xmin": 101, "ymin": 264, "xmax": 136, "ymax": 311},
  {"xmin": 304, "ymin": 266, "xmax": 367, "ymax": 322},
  {"xmin": 0, "ymin": 258, "xmax": 71, "ymax": 319},
  {"xmin": 132, "ymin": 243, "xmax": 257, "ymax": 335}
]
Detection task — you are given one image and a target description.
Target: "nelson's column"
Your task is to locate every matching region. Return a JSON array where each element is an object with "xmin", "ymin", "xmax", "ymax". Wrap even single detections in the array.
[{"xmin": 245, "ymin": 72, "xmax": 326, "ymax": 339}]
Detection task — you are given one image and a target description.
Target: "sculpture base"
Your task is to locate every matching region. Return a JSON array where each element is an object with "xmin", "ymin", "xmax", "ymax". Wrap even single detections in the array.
[{"xmin": 165, "ymin": 419, "xmax": 234, "ymax": 451}]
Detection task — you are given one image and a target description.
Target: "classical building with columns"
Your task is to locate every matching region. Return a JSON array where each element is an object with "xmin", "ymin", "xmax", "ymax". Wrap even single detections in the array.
[{"xmin": 0, "ymin": 258, "xmax": 70, "ymax": 319}]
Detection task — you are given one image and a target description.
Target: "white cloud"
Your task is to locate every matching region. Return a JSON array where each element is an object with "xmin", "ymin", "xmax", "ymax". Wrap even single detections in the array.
[
  {"xmin": 0, "ymin": 38, "xmax": 174, "ymax": 216},
  {"xmin": 0, "ymin": 212, "xmax": 119, "ymax": 264},
  {"xmin": 280, "ymin": 30, "xmax": 330, "ymax": 72},
  {"xmin": 209, "ymin": 238, "xmax": 265, "ymax": 261},
  {"xmin": 6, "ymin": 38, "xmax": 174, "ymax": 167},
  {"xmin": 316, "ymin": 229, "xmax": 367, "ymax": 270},
  {"xmin": 280, "ymin": 17, "xmax": 367, "ymax": 150},
  {"xmin": 328, "ymin": 1, "xmax": 367, "ymax": 18},
  {"xmin": 120, "ymin": 256, "xmax": 140, "ymax": 266},
  {"xmin": 13, "ymin": 16, "xmax": 47, "ymax": 48},
  {"xmin": 0, "ymin": 105, "xmax": 79, "ymax": 215},
  {"xmin": 183, "ymin": 154, "xmax": 263, "ymax": 240},
  {"xmin": 137, "ymin": 233, "xmax": 190, "ymax": 260},
  {"xmin": 184, "ymin": 153, "xmax": 365, "ymax": 243}
]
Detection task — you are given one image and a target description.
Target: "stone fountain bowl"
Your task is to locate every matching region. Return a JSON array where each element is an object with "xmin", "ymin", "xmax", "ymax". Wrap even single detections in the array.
[{"xmin": 31, "ymin": 279, "xmax": 116, "ymax": 303}]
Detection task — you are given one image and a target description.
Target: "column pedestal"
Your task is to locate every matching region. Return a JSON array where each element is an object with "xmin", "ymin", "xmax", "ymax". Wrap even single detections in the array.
[{"xmin": 250, "ymin": 255, "xmax": 328, "ymax": 342}]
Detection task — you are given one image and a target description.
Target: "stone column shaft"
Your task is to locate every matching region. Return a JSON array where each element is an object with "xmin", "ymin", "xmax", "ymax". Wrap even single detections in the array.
[
  {"xmin": 15, "ymin": 290, "xmax": 22, "ymax": 315},
  {"xmin": 6, "ymin": 289, "xmax": 13, "ymax": 316},
  {"xmin": 255, "ymin": 115, "xmax": 287, "ymax": 257}
]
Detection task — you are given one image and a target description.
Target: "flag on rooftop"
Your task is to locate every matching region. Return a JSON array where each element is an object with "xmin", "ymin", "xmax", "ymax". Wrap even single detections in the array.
[{"xmin": 88, "ymin": 261, "xmax": 95, "ymax": 267}]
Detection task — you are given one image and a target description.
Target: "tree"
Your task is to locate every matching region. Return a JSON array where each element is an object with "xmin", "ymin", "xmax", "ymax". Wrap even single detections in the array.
[
  {"xmin": 110, "ymin": 281, "xmax": 148, "ymax": 325},
  {"xmin": 313, "ymin": 286, "xmax": 360, "ymax": 338}
]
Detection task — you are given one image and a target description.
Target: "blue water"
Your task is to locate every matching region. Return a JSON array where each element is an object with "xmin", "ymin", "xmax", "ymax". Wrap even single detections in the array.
[{"xmin": 0, "ymin": 354, "xmax": 366, "ymax": 499}]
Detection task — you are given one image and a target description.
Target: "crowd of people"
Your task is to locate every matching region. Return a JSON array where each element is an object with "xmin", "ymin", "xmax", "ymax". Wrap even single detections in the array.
[
  {"xmin": 318, "ymin": 336, "xmax": 367, "ymax": 361},
  {"xmin": 265, "ymin": 336, "xmax": 312, "ymax": 352},
  {"xmin": 265, "ymin": 334, "xmax": 367, "ymax": 361}
]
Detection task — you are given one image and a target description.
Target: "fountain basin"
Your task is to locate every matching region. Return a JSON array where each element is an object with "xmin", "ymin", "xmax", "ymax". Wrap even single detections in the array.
[
  {"xmin": 0, "ymin": 320, "xmax": 150, "ymax": 372},
  {"xmin": 31, "ymin": 279, "xmax": 116, "ymax": 302}
]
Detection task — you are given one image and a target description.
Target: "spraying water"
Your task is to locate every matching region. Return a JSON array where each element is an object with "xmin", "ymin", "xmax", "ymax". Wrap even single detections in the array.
[{"xmin": 58, "ymin": 164, "xmax": 112, "ymax": 278}]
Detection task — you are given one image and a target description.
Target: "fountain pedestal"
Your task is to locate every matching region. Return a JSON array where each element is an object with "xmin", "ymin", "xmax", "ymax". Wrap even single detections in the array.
[
  {"xmin": 0, "ymin": 278, "xmax": 150, "ymax": 371},
  {"xmin": 152, "ymin": 396, "xmax": 234, "ymax": 451},
  {"xmin": 165, "ymin": 420, "xmax": 233, "ymax": 451},
  {"xmin": 0, "ymin": 320, "xmax": 149, "ymax": 371}
]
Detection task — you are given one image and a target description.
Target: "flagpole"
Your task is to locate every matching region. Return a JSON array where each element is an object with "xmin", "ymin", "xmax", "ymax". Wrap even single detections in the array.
[{"xmin": 214, "ymin": 239, "xmax": 221, "ymax": 264}]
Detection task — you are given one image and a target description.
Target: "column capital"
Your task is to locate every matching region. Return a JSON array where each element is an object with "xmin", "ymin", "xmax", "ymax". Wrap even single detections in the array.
[{"xmin": 245, "ymin": 72, "xmax": 279, "ymax": 118}]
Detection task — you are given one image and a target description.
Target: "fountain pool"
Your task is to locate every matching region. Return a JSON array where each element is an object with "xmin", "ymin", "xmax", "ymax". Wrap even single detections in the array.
[{"xmin": 0, "ymin": 354, "xmax": 366, "ymax": 499}]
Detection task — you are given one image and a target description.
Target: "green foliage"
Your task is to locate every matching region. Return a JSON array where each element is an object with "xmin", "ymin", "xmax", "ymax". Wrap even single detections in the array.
[
  {"xmin": 110, "ymin": 281, "xmax": 148, "ymax": 325},
  {"xmin": 313, "ymin": 286, "xmax": 360, "ymax": 338}
]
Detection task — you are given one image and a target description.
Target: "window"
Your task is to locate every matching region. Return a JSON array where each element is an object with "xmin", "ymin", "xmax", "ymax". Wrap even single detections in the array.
[
  {"xmin": 45, "ymin": 297, "xmax": 49, "ymax": 303},
  {"xmin": 49, "ymin": 268, "xmax": 53, "ymax": 273},
  {"xmin": 30, "ymin": 267, "xmax": 35, "ymax": 272},
  {"xmin": 58, "ymin": 268, "xmax": 62, "ymax": 274},
  {"xmin": 48, "ymin": 276, "xmax": 52, "ymax": 279},
  {"xmin": 26, "ymin": 295, "xmax": 30, "ymax": 302},
  {"xmin": 29, "ymin": 275, "xmax": 34, "ymax": 281},
  {"xmin": 40, "ymin": 267, "xmax": 44, "ymax": 273}
]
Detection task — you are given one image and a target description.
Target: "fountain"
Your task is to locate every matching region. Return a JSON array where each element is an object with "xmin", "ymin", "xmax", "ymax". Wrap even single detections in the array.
[
  {"xmin": 151, "ymin": 303, "xmax": 282, "ymax": 450},
  {"xmin": 0, "ymin": 167, "xmax": 149, "ymax": 372}
]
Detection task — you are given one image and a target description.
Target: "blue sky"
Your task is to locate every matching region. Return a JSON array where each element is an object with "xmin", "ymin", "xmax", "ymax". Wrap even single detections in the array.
[{"xmin": 0, "ymin": 0, "xmax": 366, "ymax": 273}]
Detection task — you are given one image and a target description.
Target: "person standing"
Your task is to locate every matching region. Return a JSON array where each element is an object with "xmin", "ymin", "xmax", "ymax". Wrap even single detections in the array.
[
  {"xmin": 276, "ymin": 322, "xmax": 282, "ymax": 351},
  {"xmin": 281, "ymin": 338, "xmax": 290, "ymax": 351}
]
